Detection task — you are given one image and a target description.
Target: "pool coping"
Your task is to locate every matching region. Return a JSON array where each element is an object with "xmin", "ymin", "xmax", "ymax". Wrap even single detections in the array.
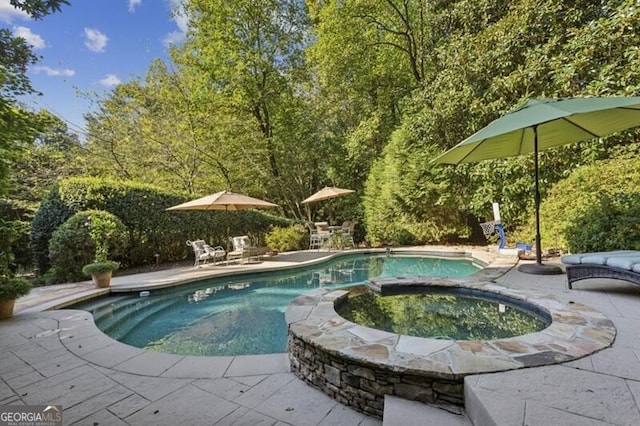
[
  {"xmin": 16, "ymin": 247, "xmax": 524, "ymax": 379},
  {"xmin": 22, "ymin": 247, "xmax": 497, "ymax": 312}
]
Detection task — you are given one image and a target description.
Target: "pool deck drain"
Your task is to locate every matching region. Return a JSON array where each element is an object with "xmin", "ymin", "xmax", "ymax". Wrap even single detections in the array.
[{"xmin": 3, "ymin": 246, "xmax": 640, "ymax": 425}]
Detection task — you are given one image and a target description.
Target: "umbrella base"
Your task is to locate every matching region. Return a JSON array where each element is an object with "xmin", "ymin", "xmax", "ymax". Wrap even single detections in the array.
[{"xmin": 518, "ymin": 262, "xmax": 563, "ymax": 275}]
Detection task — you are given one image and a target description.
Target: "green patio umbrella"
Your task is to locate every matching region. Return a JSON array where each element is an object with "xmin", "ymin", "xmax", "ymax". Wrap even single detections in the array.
[{"xmin": 433, "ymin": 96, "xmax": 640, "ymax": 274}]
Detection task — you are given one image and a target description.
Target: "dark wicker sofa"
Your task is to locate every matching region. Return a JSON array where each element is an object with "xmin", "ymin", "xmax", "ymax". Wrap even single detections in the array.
[{"xmin": 561, "ymin": 250, "xmax": 640, "ymax": 289}]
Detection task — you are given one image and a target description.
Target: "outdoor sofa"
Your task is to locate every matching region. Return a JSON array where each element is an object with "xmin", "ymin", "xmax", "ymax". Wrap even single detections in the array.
[{"xmin": 561, "ymin": 250, "xmax": 640, "ymax": 289}]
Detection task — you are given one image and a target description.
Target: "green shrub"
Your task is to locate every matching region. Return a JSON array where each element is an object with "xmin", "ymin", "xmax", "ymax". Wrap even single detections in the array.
[
  {"xmin": 47, "ymin": 210, "xmax": 127, "ymax": 283},
  {"xmin": 564, "ymin": 193, "xmax": 640, "ymax": 253},
  {"xmin": 30, "ymin": 187, "xmax": 73, "ymax": 275},
  {"xmin": 0, "ymin": 217, "xmax": 32, "ymax": 301},
  {"xmin": 0, "ymin": 277, "xmax": 32, "ymax": 302},
  {"xmin": 84, "ymin": 211, "xmax": 127, "ymax": 262},
  {"xmin": 0, "ymin": 200, "xmax": 32, "ymax": 272},
  {"xmin": 363, "ymin": 124, "xmax": 469, "ymax": 247},
  {"xmin": 265, "ymin": 225, "xmax": 308, "ymax": 252},
  {"xmin": 31, "ymin": 178, "xmax": 292, "ymax": 275},
  {"xmin": 515, "ymin": 158, "xmax": 640, "ymax": 251},
  {"xmin": 82, "ymin": 261, "xmax": 120, "ymax": 275}
]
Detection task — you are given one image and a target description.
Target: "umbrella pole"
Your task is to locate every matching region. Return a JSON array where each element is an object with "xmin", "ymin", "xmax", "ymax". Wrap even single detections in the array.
[
  {"xmin": 518, "ymin": 126, "xmax": 562, "ymax": 275},
  {"xmin": 534, "ymin": 127, "xmax": 542, "ymax": 266},
  {"xmin": 226, "ymin": 207, "xmax": 230, "ymax": 253}
]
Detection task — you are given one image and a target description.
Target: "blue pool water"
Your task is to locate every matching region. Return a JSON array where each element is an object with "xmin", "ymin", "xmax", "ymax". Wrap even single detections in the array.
[{"xmin": 70, "ymin": 253, "xmax": 480, "ymax": 356}]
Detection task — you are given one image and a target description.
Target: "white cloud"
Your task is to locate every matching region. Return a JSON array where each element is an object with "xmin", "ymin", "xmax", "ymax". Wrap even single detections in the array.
[
  {"xmin": 13, "ymin": 26, "xmax": 45, "ymax": 49},
  {"xmin": 163, "ymin": 30, "xmax": 184, "ymax": 47},
  {"xmin": 32, "ymin": 66, "xmax": 75, "ymax": 77},
  {"xmin": 128, "ymin": 0, "xmax": 141, "ymax": 12},
  {"xmin": 163, "ymin": 0, "xmax": 187, "ymax": 47},
  {"xmin": 100, "ymin": 74, "xmax": 121, "ymax": 87},
  {"xmin": 0, "ymin": 0, "xmax": 29, "ymax": 23},
  {"xmin": 171, "ymin": 0, "xmax": 188, "ymax": 32},
  {"xmin": 84, "ymin": 27, "xmax": 108, "ymax": 53}
]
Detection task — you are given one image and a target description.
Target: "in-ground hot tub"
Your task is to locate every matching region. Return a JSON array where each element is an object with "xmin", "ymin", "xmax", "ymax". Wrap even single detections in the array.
[
  {"xmin": 335, "ymin": 284, "xmax": 550, "ymax": 341},
  {"xmin": 285, "ymin": 277, "xmax": 615, "ymax": 419}
]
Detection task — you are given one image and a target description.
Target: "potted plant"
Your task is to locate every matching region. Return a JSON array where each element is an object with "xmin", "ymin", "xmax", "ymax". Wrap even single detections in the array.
[
  {"xmin": 82, "ymin": 260, "xmax": 119, "ymax": 288},
  {"xmin": 81, "ymin": 211, "xmax": 126, "ymax": 288},
  {"xmin": 0, "ymin": 276, "xmax": 32, "ymax": 319},
  {"xmin": 0, "ymin": 220, "xmax": 32, "ymax": 319}
]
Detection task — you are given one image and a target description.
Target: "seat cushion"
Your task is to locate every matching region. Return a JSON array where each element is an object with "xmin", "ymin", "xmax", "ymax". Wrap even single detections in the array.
[
  {"xmin": 315, "ymin": 222, "xmax": 329, "ymax": 233},
  {"xmin": 606, "ymin": 256, "xmax": 640, "ymax": 270},
  {"xmin": 232, "ymin": 236, "xmax": 250, "ymax": 250},
  {"xmin": 561, "ymin": 250, "xmax": 639, "ymax": 265},
  {"xmin": 579, "ymin": 255, "xmax": 609, "ymax": 265}
]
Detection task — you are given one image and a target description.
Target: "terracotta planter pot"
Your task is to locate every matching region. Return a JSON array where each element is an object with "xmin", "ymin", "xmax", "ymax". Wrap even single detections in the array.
[
  {"xmin": 91, "ymin": 271, "xmax": 112, "ymax": 288},
  {"xmin": 0, "ymin": 299, "xmax": 15, "ymax": 320}
]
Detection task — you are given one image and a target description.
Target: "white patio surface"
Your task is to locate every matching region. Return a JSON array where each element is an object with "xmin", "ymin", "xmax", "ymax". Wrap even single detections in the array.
[{"xmin": 2, "ymin": 247, "xmax": 639, "ymax": 425}]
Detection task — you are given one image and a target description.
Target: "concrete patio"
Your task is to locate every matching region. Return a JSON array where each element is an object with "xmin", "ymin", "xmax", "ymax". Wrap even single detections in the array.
[{"xmin": 2, "ymin": 247, "xmax": 640, "ymax": 425}]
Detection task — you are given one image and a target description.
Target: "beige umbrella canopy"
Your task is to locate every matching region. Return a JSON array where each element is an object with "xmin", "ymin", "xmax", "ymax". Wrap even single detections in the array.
[
  {"xmin": 301, "ymin": 186, "xmax": 355, "ymax": 204},
  {"xmin": 167, "ymin": 190, "xmax": 278, "ymax": 211},
  {"xmin": 167, "ymin": 190, "xmax": 278, "ymax": 251}
]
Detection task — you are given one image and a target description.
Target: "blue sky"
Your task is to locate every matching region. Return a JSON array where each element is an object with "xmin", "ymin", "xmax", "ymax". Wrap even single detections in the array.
[{"xmin": 0, "ymin": 0, "xmax": 186, "ymax": 138}]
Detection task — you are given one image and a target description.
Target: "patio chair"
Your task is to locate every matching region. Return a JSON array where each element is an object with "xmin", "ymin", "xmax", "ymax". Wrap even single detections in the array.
[
  {"xmin": 310, "ymin": 222, "xmax": 332, "ymax": 250},
  {"xmin": 341, "ymin": 220, "xmax": 357, "ymax": 249},
  {"xmin": 187, "ymin": 240, "xmax": 226, "ymax": 267},
  {"xmin": 227, "ymin": 235, "xmax": 263, "ymax": 264},
  {"xmin": 203, "ymin": 243, "xmax": 226, "ymax": 263},
  {"xmin": 307, "ymin": 223, "xmax": 326, "ymax": 250}
]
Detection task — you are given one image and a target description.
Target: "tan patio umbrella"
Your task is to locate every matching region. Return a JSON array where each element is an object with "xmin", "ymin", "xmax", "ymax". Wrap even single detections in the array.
[
  {"xmin": 301, "ymin": 186, "xmax": 355, "ymax": 204},
  {"xmin": 301, "ymin": 186, "xmax": 355, "ymax": 225},
  {"xmin": 167, "ymin": 190, "xmax": 278, "ymax": 250},
  {"xmin": 167, "ymin": 190, "xmax": 278, "ymax": 211}
]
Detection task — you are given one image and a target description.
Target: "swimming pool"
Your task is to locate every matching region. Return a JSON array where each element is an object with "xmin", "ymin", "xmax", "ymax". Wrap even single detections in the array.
[{"xmin": 70, "ymin": 253, "xmax": 480, "ymax": 356}]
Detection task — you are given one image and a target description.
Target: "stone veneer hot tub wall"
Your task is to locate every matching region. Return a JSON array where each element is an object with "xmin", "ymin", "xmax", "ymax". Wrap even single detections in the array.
[{"xmin": 285, "ymin": 277, "xmax": 616, "ymax": 419}]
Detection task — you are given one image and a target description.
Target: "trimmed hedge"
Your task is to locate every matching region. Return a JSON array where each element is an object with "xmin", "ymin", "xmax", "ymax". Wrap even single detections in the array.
[{"xmin": 31, "ymin": 177, "xmax": 291, "ymax": 278}]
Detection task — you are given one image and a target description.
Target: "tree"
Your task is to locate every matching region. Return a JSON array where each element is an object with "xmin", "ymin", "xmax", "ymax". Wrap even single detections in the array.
[
  {"xmin": 12, "ymin": 110, "xmax": 84, "ymax": 204},
  {"xmin": 167, "ymin": 0, "xmax": 333, "ymax": 218},
  {"xmin": 365, "ymin": 0, "xmax": 640, "ymax": 244},
  {"xmin": 0, "ymin": 29, "xmax": 41, "ymax": 197},
  {"xmin": 0, "ymin": 0, "xmax": 72, "ymax": 193},
  {"xmin": 85, "ymin": 60, "xmax": 241, "ymax": 194},
  {"xmin": 306, "ymin": 0, "xmax": 451, "ymax": 189},
  {"xmin": 9, "ymin": 0, "xmax": 69, "ymax": 19},
  {"xmin": 180, "ymin": 0, "xmax": 310, "ymax": 179},
  {"xmin": 0, "ymin": 0, "xmax": 70, "ymax": 273}
]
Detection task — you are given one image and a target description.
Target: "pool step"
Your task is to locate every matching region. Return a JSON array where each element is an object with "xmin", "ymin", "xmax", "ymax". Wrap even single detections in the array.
[
  {"xmin": 74, "ymin": 294, "xmax": 130, "ymax": 315},
  {"xmin": 383, "ymin": 396, "xmax": 472, "ymax": 426},
  {"xmin": 98, "ymin": 296, "xmax": 179, "ymax": 337},
  {"xmin": 91, "ymin": 297, "xmax": 156, "ymax": 328}
]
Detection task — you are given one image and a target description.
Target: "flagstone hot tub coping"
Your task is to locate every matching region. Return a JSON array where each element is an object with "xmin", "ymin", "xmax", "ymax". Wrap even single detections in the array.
[
  {"xmin": 286, "ymin": 274, "xmax": 616, "ymax": 416},
  {"xmin": 287, "ymin": 278, "xmax": 615, "ymax": 377}
]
